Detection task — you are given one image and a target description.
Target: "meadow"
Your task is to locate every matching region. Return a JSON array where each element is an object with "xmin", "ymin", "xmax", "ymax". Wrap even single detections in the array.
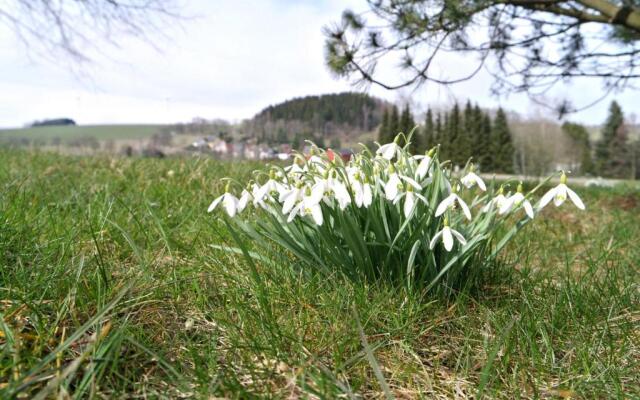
[
  {"xmin": 0, "ymin": 125, "xmax": 167, "ymax": 143},
  {"xmin": 0, "ymin": 150, "xmax": 638, "ymax": 398}
]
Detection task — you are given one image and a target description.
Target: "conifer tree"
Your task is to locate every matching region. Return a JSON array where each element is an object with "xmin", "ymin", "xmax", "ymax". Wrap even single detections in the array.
[
  {"xmin": 448, "ymin": 103, "xmax": 461, "ymax": 165},
  {"xmin": 562, "ymin": 122, "xmax": 594, "ymax": 175},
  {"xmin": 441, "ymin": 111, "xmax": 451, "ymax": 160},
  {"xmin": 423, "ymin": 109, "xmax": 435, "ymax": 151},
  {"xmin": 434, "ymin": 112, "xmax": 442, "ymax": 151},
  {"xmin": 389, "ymin": 105, "xmax": 401, "ymax": 141},
  {"xmin": 378, "ymin": 108, "xmax": 391, "ymax": 144},
  {"xmin": 596, "ymin": 101, "xmax": 630, "ymax": 178},
  {"xmin": 491, "ymin": 108, "xmax": 514, "ymax": 173},
  {"xmin": 457, "ymin": 100, "xmax": 474, "ymax": 163},
  {"xmin": 399, "ymin": 104, "xmax": 420, "ymax": 152},
  {"xmin": 480, "ymin": 113, "xmax": 493, "ymax": 171},
  {"xmin": 472, "ymin": 105, "xmax": 491, "ymax": 170}
]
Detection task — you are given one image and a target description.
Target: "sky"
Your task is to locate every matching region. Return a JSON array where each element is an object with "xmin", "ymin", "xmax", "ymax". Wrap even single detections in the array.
[{"xmin": 0, "ymin": 0, "xmax": 638, "ymax": 128}]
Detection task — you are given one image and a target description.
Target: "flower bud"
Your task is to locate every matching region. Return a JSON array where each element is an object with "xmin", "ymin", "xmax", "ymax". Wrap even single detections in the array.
[{"xmin": 560, "ymin": 171, "xmax": 567, "ymax": 184}]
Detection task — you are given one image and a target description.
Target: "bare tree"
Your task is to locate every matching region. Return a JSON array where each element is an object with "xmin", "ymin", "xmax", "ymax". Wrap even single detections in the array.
[{"xmin": 0, "ymin": 0, "xmax": 181, "ymax": 62}]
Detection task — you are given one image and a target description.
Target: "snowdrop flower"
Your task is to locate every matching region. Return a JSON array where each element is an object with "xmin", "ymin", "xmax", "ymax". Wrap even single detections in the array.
[
  {"xmin": 352, "ymin": 173, "xmax": 373, "ymax": 208},
  {"xmin": 313, "ymin": 172, "xmax": 351, "ymax": 210},
  {"xmin": 384, "ymin": 165, "xmax": 422, "ymax": 202},
  {"xmin": 208, "ymin": 183, "xmax": 240, "ymax": 217},
  {"xmin": 376, "ymin": 139, "xmax": 402, "ymax": 160},
  {"xmin": 331, "ymin": 180, "xmax": 352, "ymax": 210},
  {"xmin": 435, "ymin": 187, "xmax": 472, "ymax": 220},
  {"xmin": 500, "ymin": 183, "xmax": 534, "ymax": 219},
  {"xmin": 254, "ymin": 171, "xmax": 284, "ymax": 203},
  {"xmin": 394, "ymin": 184, "xmax": 428, "ymax": 218},
  {"xmin": 237, "ymin": 188, "xmax": 252, "ymax": 213},
  {"xmin": 460, "ymin": 165, "xmax": 486, "ymax": 191},
  {"xmin": 279, "ymin": 182, "xmax": 305, "ymax": 214},
  {"xmin": 538, "ymin": 172, "xmax": 585, "ymax": 210},
  {"xmin": 288, "ymin": 187, "xmax": 324, "ymax": 225},
  {"xmin": 482, "ymin": 186, "xmax": 508, "ymax": 212},
  {"xmin": 413, "ymin": 148, "xmax": 435, "ymax": 180},
  {"xmin": 429, "ymin": 219, "xmax": 467, "ymax": 251},
  {"xmin": 384, "ymin": 165, "xmax": 402, "ymax": 201}
]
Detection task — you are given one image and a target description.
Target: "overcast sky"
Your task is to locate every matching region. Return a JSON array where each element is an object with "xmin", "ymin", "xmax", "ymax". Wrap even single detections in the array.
[{"xmin": 0, "ymin": 0, "xmax": 638, "ymax": 128}]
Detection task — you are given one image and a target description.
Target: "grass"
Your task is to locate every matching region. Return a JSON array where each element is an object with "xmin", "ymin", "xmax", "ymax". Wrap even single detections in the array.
[
  {"xmin": 0, "ymin": 150, "xmax": 638, "ymax": 398},
  {"xmin": 0, "ymin": 125, "xmax": 168, "ymax": 142}
]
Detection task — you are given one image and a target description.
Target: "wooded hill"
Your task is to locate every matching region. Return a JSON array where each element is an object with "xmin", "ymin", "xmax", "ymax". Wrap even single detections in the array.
[{"xmin": 245, "ymin": 92, "xmax": 390, "ymax": 147}]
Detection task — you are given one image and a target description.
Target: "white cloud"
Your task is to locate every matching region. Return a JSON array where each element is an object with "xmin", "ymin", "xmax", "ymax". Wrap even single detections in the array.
[{"xmin": 0, "ymin": 0, "xmax": 637, "ymax": 127}]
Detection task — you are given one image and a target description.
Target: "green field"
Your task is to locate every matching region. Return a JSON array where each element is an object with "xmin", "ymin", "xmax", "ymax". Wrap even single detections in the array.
[
  {"xmin": 0, "ymin": 124, "xmax": 168, "ymax": 142},
  {"xmin": 0, "ymin": 151, "xmax": 638, "ymax": 398}
]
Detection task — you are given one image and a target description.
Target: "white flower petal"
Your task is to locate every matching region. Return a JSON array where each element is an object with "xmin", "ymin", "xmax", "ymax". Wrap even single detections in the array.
[
  {"xmin": 443, "ymin": 227, "xmax": 454, "ymax": 251},
  {"xmin": 429, "ymin": 230, "xmax": 443, "ymax": 250},
  {"xmin": 238, "ymin": 190, "xmax": 251, "ymax": 212},
  {"xmin": 287, "ymin": 204, "xmax": 301, "ymax": 222},
  {"xmin": 404, "ymin": 192, "xmax": 415, "ymax": 218},
  {"xmin": 207, "ymin": 195, "xmax": 224, "ymax": 212},
  {"xmin": 475, "ymin": 175, "xmax": 487, "ymax": 191},
  {"xmin": 223, "ymin": 194, "xmax": 238, "ymax": 217},
  {"xmin": 435, "ymin": 195, "xmax": 454, "ymax": 217},
  {"xmin": 311, "ymin": 183, "xmax": 325, "ymax": 204},
  {"xmin": 385, "ymin": 174, "xmax": 400, "ymax": 201},
  {"xmin": 400, "ymin": 175, "xmax": 422, "ymax": 190},
  {"xmin": 416, "ymin": 156, "xmax": 431, "ymax": 180},
  {"xmin": 451, "ymin": 229, "xmax": 467, "ymax": 246},
  {"xmin": 456, "ymin": 196, "xmax": 472, "ymax": 220},
  {"xmin": 553, "ymin": 184, "xmax": 568, "ymax": 206},
  {"xmin": 566, "ymin": 187, "xmax": 585, "ymax": 210},
  {"xmin": 310, "ymin": 204, "xmax": 323, "ymax": 225},
  {"xmin": 523, "ymin": 200, "xmax": 534, "ymax": 219},
  {"xmin": 538, "ymin": 186, "xmax": 557, "ymax": 210},
  {"xmin": 363, "ymin": 184, "xmax": 373, "ymax": 207},
  {"xmin": 282, "ymin": 191, "xmax": 299, "ymax": 214}
]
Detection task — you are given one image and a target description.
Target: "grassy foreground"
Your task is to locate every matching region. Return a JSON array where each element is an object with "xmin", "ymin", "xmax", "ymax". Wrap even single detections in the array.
[{"xmin": 0, "ymin": 150, "xmax": 638, "ymax": 398}]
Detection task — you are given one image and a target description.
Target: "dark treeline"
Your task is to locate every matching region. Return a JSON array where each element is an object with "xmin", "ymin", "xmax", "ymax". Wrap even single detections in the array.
[
  {"xmin": 31, "ymin": 118, "xmax": 76, "ymax": 127},
  {"xmin": 378, "ymin": 101, "xmax": 515, "ymax": 173}
]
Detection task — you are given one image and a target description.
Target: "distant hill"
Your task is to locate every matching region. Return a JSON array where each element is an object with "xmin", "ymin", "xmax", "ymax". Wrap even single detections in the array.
[{"xmin": 247, "ymin": 92, "xmax": 391, "ymax": 146}]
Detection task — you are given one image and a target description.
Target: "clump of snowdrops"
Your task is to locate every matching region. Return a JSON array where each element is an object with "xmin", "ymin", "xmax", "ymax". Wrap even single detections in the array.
[{"xmin": 209, "ymin": 134, "xmax": 585, "ymax": 292}]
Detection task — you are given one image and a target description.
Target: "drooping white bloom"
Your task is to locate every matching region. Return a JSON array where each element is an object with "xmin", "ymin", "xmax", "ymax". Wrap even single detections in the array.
[
  {"xmin": 313, "ymin": 173, "xmax": 351, "ymax": 210},
  {"xmin": 376, "ymin": 142, "xmax": 401, "ymax": 160},
  {"xmin": 412, "ymin": 148, "xmax": 435, "ymax": 180},
  {"xmin": 499, "ymin": 183, "xmax": 534, "ymax": 219},
  {"xmin": 460, "ymin": 166, "xmax": 486, "ymax": 191},
  {"xmin": 331, "ymin": 180, "xmax": 352, "ymax": 210},
  {"xmin": 384, "ymin": 171, "xmax": 402, "ymax": 201},
  {"xmin": 393, "ymin": 186, "xmax": 428, "ymax": 218},
  {"xmin": 208, "ymin": 191, "xmax": 240, "ymax": 217},
  {"xmin": 288, "ymin": 187, "xmax": 324, "ymax": 225},
  {"xmin": 385, "ymin": 165, "xmax": 422, "ymax": 203},
  {"xmin": 237, "ymin": 189, "xmax": 252, "ymax": 213},
  {"xmin": 482, "ymin": 187, "xmax": 508, "ymax": 212},
  {"xmin": 352, "ymin": 175, "xmax": 373, "ymax": 208},
  {"xmin": 538, "ymin": 173, "xmax": 585, "ymax": 210},
  {"xmin": 254, "ymin": 173, "xmax": 284, "ymax": 204},
  {"xmin": 429, "ymin": 221, "xmax": 467, "ymax": 252},
  {"xmin": 435, "ymin": 189, "xmax": 472, "ymax": 220},
  {"xmin": 279, "ymin": 184, "xmax": 304, "ymax": 214}
]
